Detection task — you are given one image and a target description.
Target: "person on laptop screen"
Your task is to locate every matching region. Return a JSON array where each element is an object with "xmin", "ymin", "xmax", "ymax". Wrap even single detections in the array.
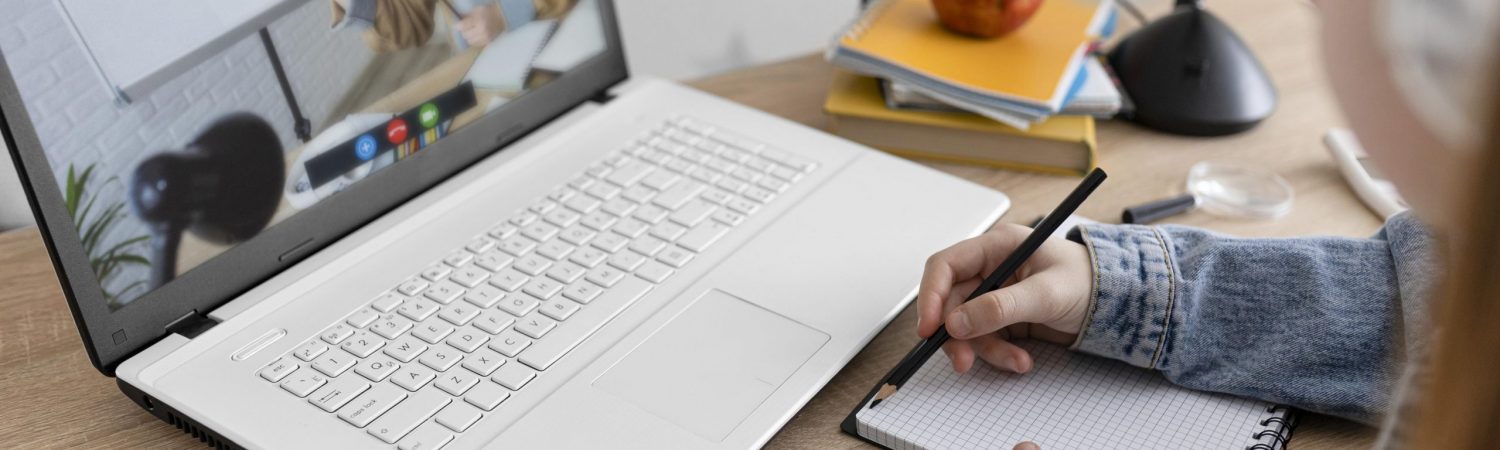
[
  {"xmin": 0, "ymin": 0, "xmax": 604, "ymax": 307},
  {"xmin": 913, "ymin": 0, "xmax": 1498, "ymax": 448},
  {"xmin": 329, "ymin": 0, "xmax": 576, "ymax": 51}
]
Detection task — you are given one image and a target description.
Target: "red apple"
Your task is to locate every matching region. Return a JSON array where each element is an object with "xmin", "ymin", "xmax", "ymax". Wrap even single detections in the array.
[{"xmin": 931, "ymin": 0, "xmax": 1045, "ymax": 38}]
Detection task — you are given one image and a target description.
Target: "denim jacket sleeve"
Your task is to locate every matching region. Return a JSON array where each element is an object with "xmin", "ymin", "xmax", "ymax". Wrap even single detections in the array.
[{"xmin": 1068, "ymin": 213, "xmax": 1437, "ymax": 425}]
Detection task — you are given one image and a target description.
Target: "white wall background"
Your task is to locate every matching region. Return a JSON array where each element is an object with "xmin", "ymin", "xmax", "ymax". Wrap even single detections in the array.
[{"xmin": 0, "ymin": 0, "xmax": 861, "ymax": 233}]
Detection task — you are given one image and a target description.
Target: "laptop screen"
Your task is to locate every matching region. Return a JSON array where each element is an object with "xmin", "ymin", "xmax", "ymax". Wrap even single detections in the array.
[{"xmin": 0, "ymin": 0, "xmax": 607, "ymax": 310}]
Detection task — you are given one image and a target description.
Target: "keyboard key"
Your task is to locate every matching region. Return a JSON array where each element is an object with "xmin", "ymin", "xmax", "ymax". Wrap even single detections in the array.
[
  {"xmin": 281, "ymin": 368, "xmax": 328, "ymax": 397},
  {"xmin": 465, "ymin": 236, "xmax": 496, "ymax": 254},
  {"xmin": 355, "ymin": 355, "xmax": 401, "ymax": 382},
  {"xmin": 473, "ymin": 250, "xmax": 515, "ymax": 272},
  {"xmin": 515, "ymin": 312, "xmax": 558, "ymax": 339},
  {"xmin": 607, "ymin": 251, "xmax": 647, "ymax": 271},
  {"xmin": 384, "ymin": 336, "xmax": 429, "ymax": 363},
  {"xmin": 640, "ymin": 171, "xmax": 681, "ymax": 191},
  {"xmin": 260, "ymin": 358, "xmax": 298, "ymax": 382},
  {"xmin": 652, "ymin": 182, "xmax": 706, "ymax": 210},
  {"xmin": 294, "ymin": 341, "xmax": 328, "ymax": 361},
  {"xmin": 591, "ymin": 232, "xmax": 630, "ymax": 253},
  {"xmin": 539, "ymin": 298, "xmax": 582, "ymax": 321},
  {"xmin": 584, "ymin": 182, "xmax": 621, "ymax": 201},
  {"xmin": 344, "ymin": 309, "xmax": 380, "ymax": 329},
  {"xmin": 568, "ymin": 247, "xmax": 608, "ymax": 268},
  {"xmin": 465, "ymin": 381, "xmax": 511, "ymax": 411},
  {"xmin": 421, "ymin": 264, "xmax": 452, "ymax": 282},
  {"xmin": 397, "ymin": 279, "xmax": 429, "ymax": 297},
  {"xmin": 605, "ymin": 160, "xmax": 653, "ymax": 186},
  {"xmin": 434, "ymin": 370, "xmax": 482, "ymax": 396},
  {"xmin": 632, "ymin": 204, "xmax": 670, "ymax": 224},
  {"xmin": 744, "ymin": 157, "xmax": 774, "ymax": 172},
  {"xmin": 398, "ymin": 299, "xmax": 440, "ymax": 322},
  {"xmin": 397, "ymin": 422, "xmax": 455, "ymax": 450},
  {"xmin": 371, "ymin": 293, "xmax": 405, "ymax": 313},
  {"xmin": 657, "ymin": 247, "xmax": 695, "ymax": 269},
  {"xmin": 559, "ymin": 225, "xmax": 597, "ymax": 246},
  {"xmin": 514, "ymin": 254, "xmax": 553, "ymax": 276},
  {"xmin": 731, "ymin": 167, "xmax": 762, "ymax": 182},
  {"xmin": 339, "ymin": 384, "xmax": 407, "ymax": 428},
  {"xmin": 621, "ymin": 185, "xmax": 655, "ymax": 203},
  {"xmin": 392, "ymin": 365, "xmax": 438, "ymax": 391},
  {"xmin": 664, "ymin": 158, "xmax": 694, "ymax": 174},
  {"xmin": 462, "ymin": 284, "xmax": 506, "ymax": 308},
  {"xmin": 445, "ymin": 328, "xmax": 490, "ymax": 353},
  {"xmin": 529, "ymin": 200, "xmax": 558, "ymax": 215},
  {"xmin": 367, "ymin": 389, "xmax": 449, "ymax": 443},
  {"xmin": 771, "ymin": 166, "xmax": 803, "ymax": 182},
  {"xmin": 678, "ymin": 220, "xmax": 733, "ymax": 253},
  {"xmin": 489, "ymin": 269, "xmax": 529, "ymax": 292},
  {"xmin": 369, "ymin": 315, "xmax": 414, "ymax": 340},
  {"xmin": 488, "ymin": 330, "xmax": 533, "ymax": 357},
  {"xmin": 517, "ymin": 278, "xmax": 653, "ymax": 371},
  {"xmin": 523, "ymin": 278, "xmax": 564, "ymax": 300},
  {"xmin": 312, "ymin": 352, "xmax": 356, "ymax": 377},
  {"xmin": 473, "ymin": 310, "xmax": 516, "ymax": 334},
  {"xmin": 341, "ymin": 331, "xmax": 385, "ymax": 358},
  {"xmin": 727, "ymin": 198, "xmax": 760, "ymax": 215},
  {"xmin": 689, "ymin": 166, "xmax": 723, "ymax": 183},
  {"xmin": 439, "ymin": 302, "xmax": 480, "ymax": 326},
  {"xmin": 497, "ymin": 236, "xmax": 537, "ymax": 257},
  {"xmin": 629, "ymin": 236, "xmax": 668, "ymax": 257},
  {"xmin": 443, "ymin": 250, "xmax": 474, "ymax": 268},
  {"xmin": 712, "ymin": 210, "xmax": 746, "ymax": 226},
  {"xmin": 611, "ymin": 219, "xmax": 650, "ymax": 238},
  {"xmin": 543, "ymin": 208, "xmax": 581, "ymax": 228},
  {"xmin": 321, "ymin": 323, "xmax": 356, "ymax": 345},
  {"xmin": 492, "ymin": 363, "xmax": 538, "ymax": 391},
  {"xmin": 601, "ymin": 198, "xmax": 637, "ymax": 217},
  {"xmin": 462, "ymin": 349, "xmax": 507, "ymax": 376},
  {"xmin": 545, "ymin": 262, "xmax": 587, "ymax": 284},
  {"xmin": 510, "ymin": 211, "xmax": 539, "ymax": 226},
  {"xmin": 580, "ymin": 211, "xmax": 618, "ymax": 232},
  {"xmin": 424, "ymin": 280, "xmax": 465, "ymax": 305},
  {"xmin": 563, "ymin": 280, "xmax": 604, "ymax": 304},
  {"xmin": 435, "ymin": 401, "xmax": 484, "ymax": 433},
  {"xmin": 716, "ymin": 177, "xmax": 747, "ymax": 194},
  {"xmin": 488, "ymin": 223, "xmax": 519, "ymax": 240},
  {"xmin": 310, "ymin": 376, "xmax": 370, "ymax": 412},
  {"xmin": 566, "ymin": 175, "xmax": 594, "ymax": 191},
  {"xmin": 585, "ymin": 266, "xmax": 626, "ymax": 288},
  {"xmin": 449, "ymin": 265, "xmax": 490, "ymax": 289},
  {"xmin": 700, "ymin": 189, "xmax": 733, "ymax": 205},
  {"xmin": 548, "ymin": 187, "xmax": 578, "ymax": 203},
  {"xmin": 413, "ymin": 321, "xmax": 455, "ymax": 345},
  {"xmin": 419, "ymin": 347, "xmax": 463, "ymax": 372},
  {"xmin": 565, "ymin": 195, "xmax": 603, "ymax": 214},
  {"xmin": 669, "ymin": 199, "xmax": 717, "ymax": 227},
  {"xmin": 649, "ymin": 222, "xmax": 687, "ymax": 241},
  {"xmin": 497, "ymin": 294, "xmax": 540, "ymax": 317},
  {"xmin": 756, "ymin": 176, "xmax": 789, "ymax": 193},
  {"xmin": 744, "ymin": 187, "xmax": 776, "ymax": 204},
  {"xmin": 636, "ymin": 261, "xmax": 675, "ymax": 283},
  {"xmin": 536, "ymin": 239, "xmax": 575, "ymax": 261}
]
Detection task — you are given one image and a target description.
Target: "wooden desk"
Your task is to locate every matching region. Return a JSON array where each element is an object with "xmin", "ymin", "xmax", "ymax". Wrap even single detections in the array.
[{"xmin": 0, "ymin": 0, "xmax": 1377, "ymax": 447}]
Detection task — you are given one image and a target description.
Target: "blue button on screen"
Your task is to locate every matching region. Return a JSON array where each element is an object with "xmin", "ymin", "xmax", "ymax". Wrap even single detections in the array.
[{"xmin": 355, "ymin": 135, "xmax": 378, "ymax": 161}]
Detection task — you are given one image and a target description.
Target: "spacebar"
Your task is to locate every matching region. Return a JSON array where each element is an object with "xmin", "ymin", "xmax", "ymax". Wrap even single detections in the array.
[{"xmin": 518, "ymin": 277, "xmax": 653, "ymax": 370}]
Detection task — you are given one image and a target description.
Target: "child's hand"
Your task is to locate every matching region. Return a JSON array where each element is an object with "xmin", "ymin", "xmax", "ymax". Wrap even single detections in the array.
[
  {"xmin": 917, "ymin": 224, "xmax": 1093, "ymax": 374},
  {"xmin": 458, "ymin": 4, "xmax": 508, "ymax": 47}
]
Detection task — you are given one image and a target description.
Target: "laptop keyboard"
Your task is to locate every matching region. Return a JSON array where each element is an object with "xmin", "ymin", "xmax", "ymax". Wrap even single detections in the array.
[{"xmin": 255, "ymin": 116, "xmax": 818, "ymax": 449}]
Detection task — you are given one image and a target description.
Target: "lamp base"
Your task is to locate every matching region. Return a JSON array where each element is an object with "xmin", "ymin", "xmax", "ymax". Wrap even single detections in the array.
[{"xmin": 1107, "ymin": 4, "xmax": 1276, "ymax": 136}]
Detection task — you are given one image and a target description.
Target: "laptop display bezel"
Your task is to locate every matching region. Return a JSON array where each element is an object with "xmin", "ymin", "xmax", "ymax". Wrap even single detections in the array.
[{"xmin": 0, "ymin": 0, "xmax": 628, "ymax": 375}]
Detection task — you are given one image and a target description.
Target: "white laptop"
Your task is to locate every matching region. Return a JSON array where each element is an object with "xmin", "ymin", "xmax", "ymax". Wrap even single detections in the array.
[{"xmin": 0, "ymin": 1, "xmax": 1008, "ymax": 448}]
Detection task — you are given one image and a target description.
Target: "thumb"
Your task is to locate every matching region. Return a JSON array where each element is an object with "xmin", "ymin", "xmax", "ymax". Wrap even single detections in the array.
[
  {"xmin": 946, "ymin": 277, "xmax": 1054, "ymax": 339},
  {"xmin": 1013, "ymin": 442, "xmax": 1041, "ymax": 450}
]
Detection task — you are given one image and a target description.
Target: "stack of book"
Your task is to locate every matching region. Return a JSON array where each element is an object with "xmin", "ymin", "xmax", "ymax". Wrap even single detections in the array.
[{"xmin": 824, "ymin": 0, "xmax": 1121, "ymax": 175}]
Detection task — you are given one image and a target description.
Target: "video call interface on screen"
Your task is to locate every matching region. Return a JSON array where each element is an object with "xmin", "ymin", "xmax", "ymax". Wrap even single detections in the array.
[{"xmin": 0, "ymin": 0, "xmax": 606, "ymax": 309}]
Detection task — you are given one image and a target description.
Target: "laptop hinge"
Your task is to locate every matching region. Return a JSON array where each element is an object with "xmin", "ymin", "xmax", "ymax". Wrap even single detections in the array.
[
  {"xmin": 165, "ymin": 310, "xmax": 218, "ymax": 339},
  {"xmin": 591, "ymin": 88, "xmax": 615, "ymax": 104}
]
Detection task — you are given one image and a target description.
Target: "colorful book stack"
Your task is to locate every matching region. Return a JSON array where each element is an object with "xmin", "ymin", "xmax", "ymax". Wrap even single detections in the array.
[{"xmin": 824, "ymin": 0, "xmax": 1120, "ymax": 175}]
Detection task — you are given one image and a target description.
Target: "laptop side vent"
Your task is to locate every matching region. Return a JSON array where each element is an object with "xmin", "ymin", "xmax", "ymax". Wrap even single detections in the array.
[{"xmin": 165, "ymin": 410, "xmax": 241, "ymax": 450}]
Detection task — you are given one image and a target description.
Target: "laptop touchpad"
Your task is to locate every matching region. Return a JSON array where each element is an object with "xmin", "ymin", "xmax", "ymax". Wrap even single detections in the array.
[{"xmin": 593, "ymin": 289, "xmax": 829, "ymax": 442}]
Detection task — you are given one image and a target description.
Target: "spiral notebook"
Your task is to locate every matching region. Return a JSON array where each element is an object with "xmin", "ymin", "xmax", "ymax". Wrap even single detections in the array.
[{"xmin": 842, "ymin": 340, "xmax": 1297, "ymax": 450}]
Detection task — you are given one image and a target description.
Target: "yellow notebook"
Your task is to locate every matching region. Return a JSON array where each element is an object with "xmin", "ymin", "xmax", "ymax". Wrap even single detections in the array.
[
  {"xmin": 830, "ymin": 0, "xmax": 1106, "ymax": 113},
  {"xmin": 825, "ymin": 71, "xmax": 1096, "ymax": 176}
]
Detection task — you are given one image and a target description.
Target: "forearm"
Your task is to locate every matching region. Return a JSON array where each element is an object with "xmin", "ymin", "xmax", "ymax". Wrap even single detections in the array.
[
  {"xmin": 1070, "ymin": 217, "xmax": 1434, "ymax": 425},
  {"xmin": 329, "ymin": 0, "xmax": 441, "ymax": 52}
]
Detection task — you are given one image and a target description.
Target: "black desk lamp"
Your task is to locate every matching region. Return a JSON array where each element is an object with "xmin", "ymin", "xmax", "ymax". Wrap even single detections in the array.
[
  {"xmin": 1108, "ymin": 0, "xmax": 1276, "ymax": 136},
  {"xmin": 129, "ymin": 113, "xmax": 285, "ymax": 288}
]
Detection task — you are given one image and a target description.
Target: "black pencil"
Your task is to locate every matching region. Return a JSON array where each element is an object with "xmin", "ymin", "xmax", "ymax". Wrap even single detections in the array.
[{"xmin": 870, "ymin": 167, "xmax": 1107, "ymax": 408}]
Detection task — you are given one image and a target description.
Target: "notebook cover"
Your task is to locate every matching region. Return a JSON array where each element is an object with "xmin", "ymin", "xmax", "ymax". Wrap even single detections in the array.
[{"xmin": 836, "ymin": 0, "xmax": 1102, "ymax": 109}]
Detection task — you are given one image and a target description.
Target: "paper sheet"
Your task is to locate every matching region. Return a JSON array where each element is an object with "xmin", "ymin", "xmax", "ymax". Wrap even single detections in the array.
[
  {"xmin": 855, "ymin": 341, "xmax": 1283, "ymax": 450},
  {"xmin": 464, "ymin": 19, "xmax": 557, "ymax": 92}
]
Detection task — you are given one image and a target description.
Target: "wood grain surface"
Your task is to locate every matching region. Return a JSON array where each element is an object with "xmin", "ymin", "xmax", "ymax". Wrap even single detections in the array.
[{"xmin": 0, "ymin": 0, "xmax": 1379, "ymax": 447}]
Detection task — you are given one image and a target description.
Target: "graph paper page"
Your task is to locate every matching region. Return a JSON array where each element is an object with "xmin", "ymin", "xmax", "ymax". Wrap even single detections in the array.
[{"xmin": 855, "ymin": 341, "xmax": 1280, "ymax": 450}]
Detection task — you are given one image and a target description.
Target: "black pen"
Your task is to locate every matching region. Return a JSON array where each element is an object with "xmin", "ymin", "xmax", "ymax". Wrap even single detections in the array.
[{"xmin": 870, "ymin": 167, "xmax": 1107, "ymax": 408}]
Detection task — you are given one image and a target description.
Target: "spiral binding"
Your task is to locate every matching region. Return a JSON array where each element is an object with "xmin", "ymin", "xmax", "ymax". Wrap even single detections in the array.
[
  {"xmin": 840, "ymin": 0, "xmax": 897, "ymax": 42},
  {"xmin": 1245, "ymin": 405, "xmax": 1299, "ymax": 450}
]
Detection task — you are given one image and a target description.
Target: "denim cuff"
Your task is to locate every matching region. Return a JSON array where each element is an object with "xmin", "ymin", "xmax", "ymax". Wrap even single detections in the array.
[
  {"xmin": 334, "ymin": 0, "xmax": 378, "ymax": 30},
  {"xmin": 1070, "ymin": 224, "xmax": 1177, "ymax": 369}
]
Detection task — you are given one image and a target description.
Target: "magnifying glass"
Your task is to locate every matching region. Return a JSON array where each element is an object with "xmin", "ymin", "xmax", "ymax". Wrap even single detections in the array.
[{"xmin": 1121, "ymin": 161, "xmax": 1294, "ymax": 224}]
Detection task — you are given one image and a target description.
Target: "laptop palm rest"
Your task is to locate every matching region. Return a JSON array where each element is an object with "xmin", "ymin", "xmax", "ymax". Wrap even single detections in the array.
[{"xmin": 593, "ymin": 289, "xmax": 829, "ymax": 442}]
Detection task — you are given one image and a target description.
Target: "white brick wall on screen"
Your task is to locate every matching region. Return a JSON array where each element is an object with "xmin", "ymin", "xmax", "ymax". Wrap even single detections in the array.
[{"xmin": 0, "ymin": 0, "xmax": 376, "ymax": 304}]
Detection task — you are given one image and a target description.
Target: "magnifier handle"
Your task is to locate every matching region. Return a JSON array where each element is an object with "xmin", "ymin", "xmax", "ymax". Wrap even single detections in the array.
[{"xmin": 1122, "ymin": 194, "xmax": 1197, "ymax": 224}]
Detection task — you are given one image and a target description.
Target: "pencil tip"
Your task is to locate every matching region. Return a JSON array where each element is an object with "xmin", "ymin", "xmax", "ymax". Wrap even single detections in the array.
[{"xmin": 870, "ymin": 383, "xmax": 899, "ymax": 409}]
